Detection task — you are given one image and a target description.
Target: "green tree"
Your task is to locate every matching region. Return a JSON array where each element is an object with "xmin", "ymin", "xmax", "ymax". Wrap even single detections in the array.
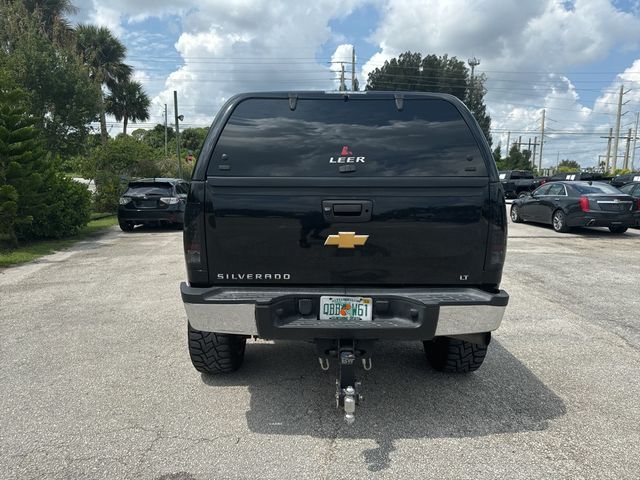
[
  {"xmin": 0, "ymin": 82, "xmax": 45, "ymax": 245},
  {"xmin": 75, "ymin": 24, "xmax": 132, "ymax": 144},
  {"xmin": 23, "ymin": 0, "xmax": 77, "ymax": 45},
  {"xmin": 0, "ymin": 1, "xmax": 101, "ymax": 157},
  {"xmin": 86, "ymin": 135, "xmax": 160, "ymax": 211},
  {"xmin": 180, "ymin": 127, "xmax": 208, "ymax": 153},
  {"xmin": 492, "ymin": 145, "xmax": 501, "ymax": 166},
  {"xmin": 366, "ymin": 51, "xmax": 492, "ymax": 144},
  {"xmin": 502, "ymin": 145, "xmax": 534, "ymax": 171},
  {"xmin": 0, "ymin": 78, "xmax": 90, "ymax": 244},
  {"xmin": 105, "ymin": 80, "xmax": 150, "ymax": 135},
  {"xmin": 557, "ymin": 159, "xmax": 581, "ymax": 172}
]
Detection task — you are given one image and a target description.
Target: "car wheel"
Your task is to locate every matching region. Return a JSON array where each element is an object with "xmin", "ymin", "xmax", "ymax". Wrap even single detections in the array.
[
  {"xmin": 510, "ymin": 205, "xmax": 523, "ymax": 223},
  {"xmin": 423, "ymin": 337, "xmax": 488, "ymax": 373},
  {"xmin": 609, "ymin": 226, "xmax": 628, "ymax": 234},
  {"xmin": 188, "ymin": 322, "xmax": 246, "ymax": 374},
  {"xmin": 552, "ymin": 209, "xmax": 570, "ymax": 233},
  {"xmin": 118, "ymin": 220, "xmax": 134, "ymax": 232},
  {"xmin": 517, "ymin": 191, "xmax": 529, "ymax": 199}
]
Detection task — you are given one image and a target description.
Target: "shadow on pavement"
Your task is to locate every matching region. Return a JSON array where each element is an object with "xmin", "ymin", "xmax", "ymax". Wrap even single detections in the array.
[{"xmin": 201, "ymin": 340, "xmax": 565, "ymax": 472}]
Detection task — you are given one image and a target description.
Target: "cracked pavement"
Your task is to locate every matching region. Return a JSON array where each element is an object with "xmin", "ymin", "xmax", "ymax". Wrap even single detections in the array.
[{"xmin": 1, "ymin": 221, "xmax": 639, "ymax": 479}]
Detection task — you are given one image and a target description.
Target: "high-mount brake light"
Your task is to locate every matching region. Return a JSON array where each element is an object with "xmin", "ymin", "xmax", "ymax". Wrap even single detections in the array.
[{"xmin": 579, "ymin": 196, "xmax": 589, "ymax": 212}]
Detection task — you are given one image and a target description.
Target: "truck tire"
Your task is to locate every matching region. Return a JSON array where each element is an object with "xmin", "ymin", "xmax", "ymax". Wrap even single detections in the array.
[
  {"xmin": 423, "ymin": 337, "xmax": 487, "ymax": 373},
  {"xmin": 188, "ymin": 322, "xmax": 246, "ymax": 374}
]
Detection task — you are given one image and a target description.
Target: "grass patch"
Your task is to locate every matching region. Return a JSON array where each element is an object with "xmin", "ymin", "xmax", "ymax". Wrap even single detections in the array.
[{"xmin": 0, "ymin": 215, "xmax": 118, "ymax": 268}]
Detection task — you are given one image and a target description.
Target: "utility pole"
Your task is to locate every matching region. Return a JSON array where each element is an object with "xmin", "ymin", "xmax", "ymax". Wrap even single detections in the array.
[
  {"xmin": 603, "ymin": 128, "xmax": 613, "ymax": 172},
  {"xmin": 556, "ymin": 151, "xmax": 560, "ymax": 171},
  {"xmin": 351, "ymin": 46, "xmax": 356, "ymax": 91},
  {"xmin": 173, "ymin": 91, "xmax": 182, "ymax": 179},
  {"xmin": 624, "ymin": 128, "xmax": 632, "ymax": 170},
  {"xmin": 505, "ymin": 131, "xmax": 511, "ymax": 159},
  {"xmin": 339, "ymin": 63, "xmax": 346, "ymax": 92},
  {"xmin": 164, "ymin": 104, "xmax": 168, "ymax": 160},
  {"xmin": 468, "ymin": 57, "xmax": 480, "ymax": 104},
  {"xmin": 539, "ymin": 109, "xmax": 546, "ymax": 172},
  {"xmin": 532, "ymin": 136, "xmax": 538, "ymax": 171},
  {"xmin": 632, "ymin": 112, "xmax": 639, "ymax": 170},
  {"xmin": 611, "ymin": 84, "xmax": 627, "ymax": 173}
]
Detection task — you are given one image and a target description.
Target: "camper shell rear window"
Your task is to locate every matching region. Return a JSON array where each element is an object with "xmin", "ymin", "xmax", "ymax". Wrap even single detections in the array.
[{"xmin": 207, "ymin": 98, "xmax": 487, "ymax": 177}]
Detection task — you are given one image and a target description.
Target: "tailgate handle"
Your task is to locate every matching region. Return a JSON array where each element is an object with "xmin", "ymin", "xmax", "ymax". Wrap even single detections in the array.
[
  {"xmin": 322, "ymin": 200, "xmax": 372, "ymax": 223},
  {"xmin": 333, "ymin": 204, "xmax": 362, "ymax": 215}
]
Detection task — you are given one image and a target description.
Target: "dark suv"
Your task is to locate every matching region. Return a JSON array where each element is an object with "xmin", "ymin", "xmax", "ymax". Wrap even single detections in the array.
[
  {"xmin": 117, "ymin": 178, "xmax": 189, "ymax": 231},
  {"xmin": 180, "ymin": 91, "xmax": 509, "ymax": 422}
]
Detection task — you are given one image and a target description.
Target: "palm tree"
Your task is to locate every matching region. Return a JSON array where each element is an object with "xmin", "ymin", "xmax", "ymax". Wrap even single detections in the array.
[
  {"xmin": 23, "ymin": 0, "xmax": 77, "ymax": 44},
  {"xmin": 106, "ymin": 81, "xmax": 150, "ymax": 135},
  {"xmin": 75, "ymin": 24, "xmax": 131, "ymax": 144}
]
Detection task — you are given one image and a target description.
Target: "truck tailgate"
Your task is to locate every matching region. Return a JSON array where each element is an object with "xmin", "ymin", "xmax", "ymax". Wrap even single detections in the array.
[{"xmin": 204, "ymin": 178, "xmax": 490, "ymax": 286}]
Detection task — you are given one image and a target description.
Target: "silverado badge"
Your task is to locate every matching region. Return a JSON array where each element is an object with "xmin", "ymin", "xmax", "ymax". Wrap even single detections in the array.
[{"xmin": 324, "ymin": 232, "xmax": 369, "ymax": 249}]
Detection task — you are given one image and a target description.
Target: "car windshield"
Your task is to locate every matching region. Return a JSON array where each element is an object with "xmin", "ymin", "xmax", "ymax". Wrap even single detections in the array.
[
  {"xmin": 572, "ymin": 183, "xmax": 622, "ymax": 194},
  {"xmin": 125, "ymin": 183, "xmax": 173, "ymax": 196}
]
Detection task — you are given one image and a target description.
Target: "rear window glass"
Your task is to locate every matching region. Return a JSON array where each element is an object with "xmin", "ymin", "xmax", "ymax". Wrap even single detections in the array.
[
  {"xmin": 571, "ymin": 183, "xmax": 621, "ymax": 194},
  {"xmin": 125, "ymin": 183, "xmax": 173, "ymax": 196},
  {"xmin": 208, "ymin": 98, "xmax": 487, "ymax": 177}
]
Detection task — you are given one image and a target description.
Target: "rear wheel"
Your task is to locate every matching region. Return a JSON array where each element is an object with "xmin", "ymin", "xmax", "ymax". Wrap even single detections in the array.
[
  {"xmin": 118, "ymin": 219, "xmax": 134, "ymax": 232},
  {"xmin": 609, "ymin": 226, "xmax": 628, "ymax": 234},
  {"xmin": 510, "ymin": 205, "xmax": 523, "ymax": 223},
  {"xmin": 188, "ymin": 322, "xmax": 246, "ymax": 374},
  {"xmin": 552, "ymin": 209, "xmax": 570, "ymax": 233},
  {"xmin": 423, "ymin": 337, "xmax": 488, "ymax": 373}
]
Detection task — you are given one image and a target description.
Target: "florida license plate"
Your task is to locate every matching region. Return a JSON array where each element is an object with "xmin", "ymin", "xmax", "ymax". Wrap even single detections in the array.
[{"xmin": 319, "ymin": 296, "xmax": 373, "ymax": 321}]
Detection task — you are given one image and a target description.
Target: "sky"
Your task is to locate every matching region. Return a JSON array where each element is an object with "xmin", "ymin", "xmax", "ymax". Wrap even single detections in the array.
[{"xmin": 72, "ymin": 0, "xmax": 640, "ymax": 170}]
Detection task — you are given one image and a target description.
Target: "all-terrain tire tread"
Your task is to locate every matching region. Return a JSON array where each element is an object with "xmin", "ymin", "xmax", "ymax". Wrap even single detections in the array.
[
  {"xmin": 188, "ymin": 323, "xmax": 246, "ymax": 375},
  {"xmin": 424, "ymin": 337, "xmax": 487, "ymax": 373}
]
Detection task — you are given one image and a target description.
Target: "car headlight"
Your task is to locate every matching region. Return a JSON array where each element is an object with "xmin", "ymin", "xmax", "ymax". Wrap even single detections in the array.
[
  {"xmin": 160, "ymin": 197, "xmax": 180, "ymax": 205},
  {"xmin": 119, "ymin": 197, "xmax": 132, "ymax": 205}
]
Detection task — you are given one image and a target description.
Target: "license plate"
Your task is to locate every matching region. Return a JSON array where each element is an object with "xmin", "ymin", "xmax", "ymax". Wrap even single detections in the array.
[{"xmin": 319, "ymin": 296, "xmax": 372, "ymax": 321}]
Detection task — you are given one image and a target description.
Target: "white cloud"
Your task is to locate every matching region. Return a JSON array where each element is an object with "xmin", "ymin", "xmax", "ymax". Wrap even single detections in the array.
[
  {"xmin": 73, "ymin": 0, "xmax": 640, "ymax": 168},
  {"xmin": 362, "ymin": 0, "xmax": 640, "ymax": 168}
]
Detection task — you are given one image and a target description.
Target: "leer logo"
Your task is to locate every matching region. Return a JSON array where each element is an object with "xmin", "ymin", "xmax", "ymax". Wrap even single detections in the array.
[
  {"xmin": 329, "ymin": 145, "xmax": 365, "ymax": 164},
  {"xmin": 324, "ymin": 231, "xmax": 369, "ymax": 249}
]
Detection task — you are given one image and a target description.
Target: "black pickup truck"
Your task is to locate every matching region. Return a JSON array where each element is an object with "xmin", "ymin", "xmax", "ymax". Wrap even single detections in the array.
[
  {"xmin": 180, "ymin": 91, "xmax": 509, "ymax": 422},
  {"xmin": 499, "ymin": 170, "xmax": 540, "ymax": 198}
]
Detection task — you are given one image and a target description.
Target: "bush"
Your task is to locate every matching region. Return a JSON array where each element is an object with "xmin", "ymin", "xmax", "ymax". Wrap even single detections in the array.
[{"xmin": 16, "ymin": 172, "xmax": 91, "ymax": 240}]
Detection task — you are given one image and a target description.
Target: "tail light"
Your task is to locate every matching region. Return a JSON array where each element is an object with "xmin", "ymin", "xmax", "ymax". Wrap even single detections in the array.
[
  {"xmin": 160, "ymin": 197, "xmax": 180, "ymax": 205},
  {"xmin": 579, "ymin": 196, "xmax": 589, "ymax": 212},
  {"xmin": 636, "ymin": 198, "xmax": 640, "ymax": 211},
  {"xmin": 183, "ymin": 182, "xmax": 209, "ymax": 286},
  {"xmin": 485, "ymin": 189, "xmax": 507, "ymax": 270}
]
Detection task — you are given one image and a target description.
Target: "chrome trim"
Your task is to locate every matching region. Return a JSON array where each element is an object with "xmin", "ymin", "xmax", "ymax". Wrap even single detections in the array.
[
  {"xmin": 435, "ymin": 305, "xmax": 506, "ymax": 336},
  {"xmin": 184, "ymin": 303, "xmax": 258, "ymax": 335},
  {"xmin": 184, "ymin": 302, "xmax": 506, "ymax": 337}
]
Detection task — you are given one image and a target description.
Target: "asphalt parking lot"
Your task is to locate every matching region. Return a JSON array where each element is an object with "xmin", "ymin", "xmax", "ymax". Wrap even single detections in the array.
[{"xmin": 1, "ymin": 216, "xmax": 640, "ymax": 479}]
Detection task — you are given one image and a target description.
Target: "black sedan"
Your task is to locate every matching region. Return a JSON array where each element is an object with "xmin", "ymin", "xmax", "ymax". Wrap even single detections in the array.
[
  {"xmin": 619, "ymin": 182, "xmax": 640, "ymax": 226},
  {"xmin": 510, "ymin": 181, "xmax": 639, "ymax": 233},
  {"xmin": 117, "ymin": 178, "xmax": 189, "ymax": 231}
]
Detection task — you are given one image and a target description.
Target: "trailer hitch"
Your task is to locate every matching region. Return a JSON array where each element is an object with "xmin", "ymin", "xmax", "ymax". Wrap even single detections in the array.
[{"xmin": 317, "ymin": 339, "xmax": 373, "ymax": 424}]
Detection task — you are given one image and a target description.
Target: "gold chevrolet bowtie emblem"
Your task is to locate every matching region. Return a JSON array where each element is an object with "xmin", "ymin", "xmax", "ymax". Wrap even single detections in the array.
[{"xmin": 324, "ymin": 232, "xmax": 369, "ymax": 249}]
